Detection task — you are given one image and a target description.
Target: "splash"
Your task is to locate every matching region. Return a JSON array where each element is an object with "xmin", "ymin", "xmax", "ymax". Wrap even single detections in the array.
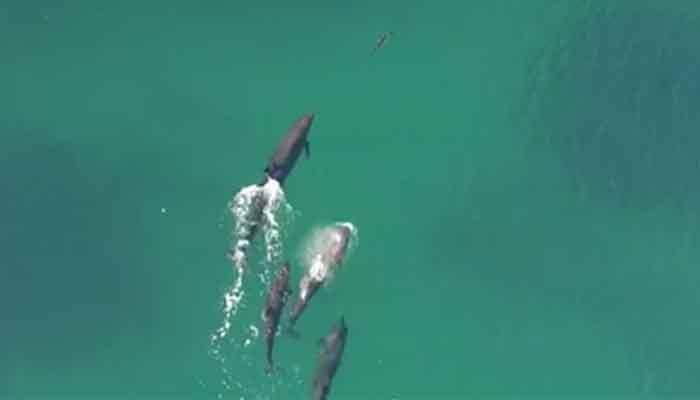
[
  {"xmin": 208, "ymin": 319, "xmax": 304, "ymax": 400},
  {"xmin": 211, "ymin": 266, "xmax": 245, "ymax": 343},
  {"xmin": 208, "ymin": 291, "xmax": 274, "ymax": 399},
  {"xmin": 216, "ymin": 178, "xmax": 295, "ymax": 335},
  {"xmin": 227, "ymin": 179, "xmax": 295, "ymax": 271},
  {"xmin": 260, "ymin": 179, "xmax": 292, "ymax": 266},
  {"xmin": 299, "ymin": 222, "xmax": 359, "ymax": 285},
  {"xmin": 207, "ymin": 178, "xmax": 299, "ymax": 398}
]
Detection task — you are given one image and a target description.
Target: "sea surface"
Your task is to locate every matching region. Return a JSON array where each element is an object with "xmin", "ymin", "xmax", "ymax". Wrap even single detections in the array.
[{"xmin": 3, "ymin": 0, "xmax": 700, "ymax": 398}]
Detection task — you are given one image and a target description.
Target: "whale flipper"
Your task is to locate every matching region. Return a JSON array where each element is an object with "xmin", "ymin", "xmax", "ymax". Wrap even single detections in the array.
[{"xmin": 305, "ymin": 141, "xmax": 310, "ymax": 159}]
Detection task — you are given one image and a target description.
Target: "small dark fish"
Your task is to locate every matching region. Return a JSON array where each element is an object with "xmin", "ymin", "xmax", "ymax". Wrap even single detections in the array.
[
  {"xmin": 371, "ymin": 31, "xmax": 394, "ymax": 55},
  {"xmin": 262, "ymin": 262, "xmax": 292, "ymax": 374},
  {"xmin": 312, "ymin": 317, "xmax": 349, "ymax": 400}
]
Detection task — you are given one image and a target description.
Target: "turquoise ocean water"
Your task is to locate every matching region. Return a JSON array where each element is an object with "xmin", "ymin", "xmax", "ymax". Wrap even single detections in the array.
[{"xmin": 3, "ymin": 0, "xmax": 700, "ymax": 398}]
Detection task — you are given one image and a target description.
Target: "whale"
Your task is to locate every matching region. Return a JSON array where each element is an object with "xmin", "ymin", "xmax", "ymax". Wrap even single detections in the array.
[
  {"xmin": 262, "ymin": 262, "xmax": 292, "ymax": 374},
  {"xmin": 287, "ymin": 224, "xmax": 352, "ymax": 334},
  {"xmin": 260, "ymin": 113, "xmax": 315, "ymax": 186},
  {"xmin": 311, "ymin": 317, "xmax": 348, "ymax": 400}
]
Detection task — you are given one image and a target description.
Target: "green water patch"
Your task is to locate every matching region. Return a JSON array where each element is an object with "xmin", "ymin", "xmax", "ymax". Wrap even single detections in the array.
[{"xmin": 523, "ymin": 2, "xmax": 700, "ymax": 211}]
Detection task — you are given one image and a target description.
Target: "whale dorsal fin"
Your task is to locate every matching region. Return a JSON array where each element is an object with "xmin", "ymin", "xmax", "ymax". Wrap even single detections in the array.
[{"xmin": 304, "ymin": 141, "xmax": 310, "ymax": 159}]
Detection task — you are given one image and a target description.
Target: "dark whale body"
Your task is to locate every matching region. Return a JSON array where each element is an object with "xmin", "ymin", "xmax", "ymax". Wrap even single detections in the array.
[
  {"xmin": 261, "ymin": 113, "xmax": 315, "ymax": 186},
  {"xmin": 262, "ymin": 262, "xmax": 291, "ymax": 374},
  {"xmin": 311, "ymin": 317, "xmax": 348, "ymax": 400}
]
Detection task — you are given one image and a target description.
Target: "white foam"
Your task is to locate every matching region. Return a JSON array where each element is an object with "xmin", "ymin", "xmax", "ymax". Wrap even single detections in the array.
[
  {"xmin": 228, "ymin": 184, "xmax": 265, "ymax": 270},
  {"xmin": 335, "ymin": 221, "xmax": 359, "ymax": 256},
  {"xmin": 228, "ymin": 178, "xmax": 295, "ymax": 268},
  {"xmin": 219, "ymin": 179, "xmax": 294, "ymax": 321},
  {"xmin": 210, "ymin": 264, "xmax": 245, "ymax": 342},
  {"xmin": 209, "ymin": 177, "xmax": 299, "ymax": 399},
  {"xmin": 260, "ymin": 178, "xmax": 294, "ymax": 266},
  {"xmin": 298, "ymin": 221, "xmax": 359, "ymax": 287},
  {"xmin": 308, "ymin": 255, "xmax": 327, "ymax": 281}
]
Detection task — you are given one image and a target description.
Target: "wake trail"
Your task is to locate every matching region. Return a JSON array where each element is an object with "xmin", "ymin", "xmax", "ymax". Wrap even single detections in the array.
[
  {"xmin": 208, "ymin": 178, "xmax": 298, "ymax": 398},
  {"xmin": 214, "ymin": 178, "xmax": 295, "ymax": 340}
]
